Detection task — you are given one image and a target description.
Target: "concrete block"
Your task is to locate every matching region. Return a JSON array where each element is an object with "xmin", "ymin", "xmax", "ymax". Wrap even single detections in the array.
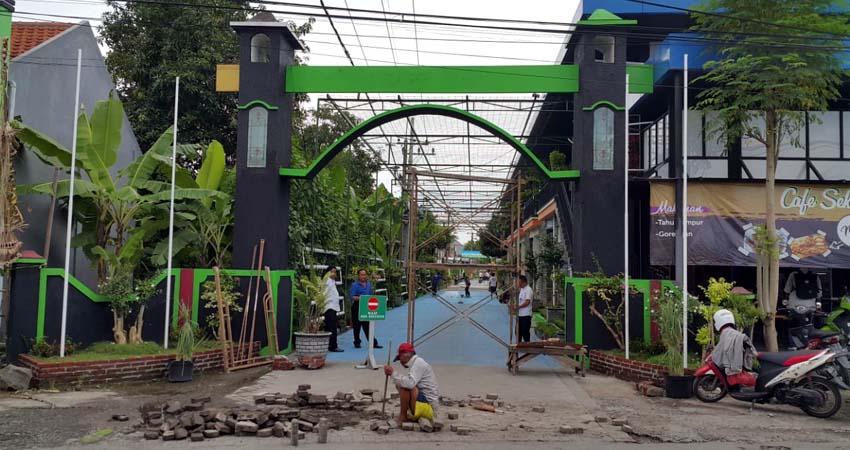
[
  {"xmin": 621, "ymin": 425, "xmax": 634, "ymax": 434},
  {"xmin": 174, "ymin": 428, "xmax": 188, "ymax": 440},
  {"xmin": 594, "ymin": 416, "xmax": 608, "ymax": 423},
  {"xmin": 298, "ymin": 384, "xmax": 312, "ymax": 391},
  {"xmin": 370, "ymin": 421, "xmax": 380, "ymax": 431},
  {"xmin": 532, "ymin": 406, "xmax": 545, "ymax": 413},
  {"xmin": 257, "ymin": 428, "xmax": 273, "ymax": 438},
  {"xmin": 612, "ymin": 418, "xmax": 628, "ymax": 426},
  {"xmin": 203, "ymin": 429, "xmax": 220, "ymax": 438},
  {"xmin": 190, "ymin": 432, "xmax": 204, "ymax": 442},
  {"xmin": 402, "ymin": 422, "xmax": 415, "ymax": 431},
  {"xmin": 376, "ymin": 425, "xmax": 390, "ymax": 435},
  {"xmin": 162, "ymin": 430, "xmax": 175, "ymax": 441},
  {"xmin": 559, "ymin": 426, "xmax": 584, "ymax": 435},
  {"xmin": 236, "ymin": 421, "xmax": 259, "ymax": 433},
  {"xmin": 456, "ymin": 427, "xmax": 471, "ymax": 436},
  {"xmin": 450, "ymin": 424, "xmax": 459, "ymax": 432},
  {"xmin": 447, "ymin": 412, "xmax": 459, "ymax": 420},
  {"xmin": 418, "ymin": 418, "xmax": 433, "ymax": 433},
  {"xmin": 485, "ymin": 393, "xmax": 499, "ymax": 400},
  {"xmin": 143, "ymin": 431, "xmax": 159, "ymax": 440}
]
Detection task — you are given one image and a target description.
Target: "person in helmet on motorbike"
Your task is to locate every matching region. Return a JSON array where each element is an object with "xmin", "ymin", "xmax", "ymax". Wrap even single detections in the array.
[{"xmin": 711, "ymin": 309, "xmax": 758, "ymax": 387}]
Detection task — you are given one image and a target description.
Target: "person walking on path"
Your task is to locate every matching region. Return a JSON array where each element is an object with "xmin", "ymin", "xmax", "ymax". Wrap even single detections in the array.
[
  {"xmin": 512, "ymin": 274, "xmax": 533, "ymax": 343},
  {"xmin": 488, "ymin": 272, "xmax": 497, "ymax": 297},
  {"xmin": 431, "ymin": 273, "xmax": 441, "ymax": 296},
  {"xmin": 322, "ymin": 267, "xmax": 344, "ymax": 352},
  {"xmin": 463, "ymin": 273, "xmax": 471, "ymax": 298},
  {"xmin": 350, "ymin": 269, "xmax": 382, "ymax": 349},
  {"xmin": 384, "ymin": 342, "xmax": 440, "ymax": 425}
]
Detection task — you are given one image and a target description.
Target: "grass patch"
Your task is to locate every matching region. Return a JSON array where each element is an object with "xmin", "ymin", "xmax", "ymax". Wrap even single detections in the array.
[
  {"xmin": 35, "ymin": 340, "xmax": 220, "ymax": 363},
  {"xmin": 605, "ymin": 349, "xmax": 703, "ymax": 369},
  {"xmin": 80, "ymin": 428, "xmax": 112, "ymax": 444}
]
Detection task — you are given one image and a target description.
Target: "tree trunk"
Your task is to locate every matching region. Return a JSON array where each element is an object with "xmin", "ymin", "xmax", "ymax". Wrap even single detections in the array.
[
  {"xmin": 762, "ymin": 110, "xmax": 780, "ymax": 352},
  {"xmin": 113, "ymin": 310, "xmax": 127, "ymax": 344},
  {"xmin": 128, "ymin": 304, "xmax": 145, "ymax": 344}
]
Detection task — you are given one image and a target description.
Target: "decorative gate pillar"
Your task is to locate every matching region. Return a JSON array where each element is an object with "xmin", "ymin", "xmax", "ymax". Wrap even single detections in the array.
[
  {"xmin": 231, "ymin": 14, "xmax": 303, "ymax": 270},
  {"xmin": 570, "ymin": 21, "xmax": 629, "ymax": 275}
]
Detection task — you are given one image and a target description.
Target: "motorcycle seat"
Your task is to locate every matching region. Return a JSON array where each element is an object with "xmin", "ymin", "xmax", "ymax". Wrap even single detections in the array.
[
  {"xmin": 757, "ymin": 350, "xmax": 821, "ymax": 367},
  {"xmin": 809, "ymin": 328, "xmax": 840, "ymax": 339}
]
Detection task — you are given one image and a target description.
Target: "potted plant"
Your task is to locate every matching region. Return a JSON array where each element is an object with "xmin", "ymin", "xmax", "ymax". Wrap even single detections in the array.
[
  {"xmin": 654, "ymin": 286, "xmax": 697, "ymax": 398},
  {"xmin": 293, "ymin": 271, "xmax": 330, "ymax": 369},
  {"xmin": 167, "ymin": 307, "xmax": 196, "ymax": 382}
]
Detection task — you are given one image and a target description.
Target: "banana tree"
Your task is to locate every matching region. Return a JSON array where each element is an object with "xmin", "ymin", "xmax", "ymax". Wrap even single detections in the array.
[
  {"xmin": 149, "ymin": 140, "xmax": 232, "ymax": 268},
  {"xmin": 13, "ymin": 94, "xmax": 223, "ymax": 344}
]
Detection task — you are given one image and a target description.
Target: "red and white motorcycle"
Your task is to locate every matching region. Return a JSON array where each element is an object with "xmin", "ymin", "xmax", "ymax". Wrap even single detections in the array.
[{"xmin": 692, "ymin": 349, "xmax": 842, "ymax": 418}]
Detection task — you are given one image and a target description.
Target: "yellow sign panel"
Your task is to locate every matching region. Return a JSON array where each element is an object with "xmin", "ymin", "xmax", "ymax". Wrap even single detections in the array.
[{"xmin": 216, "ymin": 64, "xmax": 239, "ymax": 92}]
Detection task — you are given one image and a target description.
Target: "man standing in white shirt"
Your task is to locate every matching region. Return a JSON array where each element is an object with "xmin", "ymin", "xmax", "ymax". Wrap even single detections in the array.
[
  {"xmin": 512, "ymin": 274, "xmax": 533, "ymax": 343},
  {"xmin": 488, "ymin": 272, "xmax": 497, "ymax": 297},
  {"xmin": 322, "ymin": 267, "xmax": 344, "ymax": 352}
]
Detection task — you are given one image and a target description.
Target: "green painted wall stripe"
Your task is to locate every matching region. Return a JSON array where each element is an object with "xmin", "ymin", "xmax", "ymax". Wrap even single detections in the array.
[
  {"xmin": 16, "ymin": 258, "xmax": 47, "ymax": 265},
  {"xmin": 35, "ymin": 267, "xmax": 295, "ymax": 354},
  {"xmin": 237, "ymin": 100, "xmax": 279, "ymax": 110},
  {"xmin": 582, "ymin": 100, "xmax": 626, "ymax": 111},
  {"xmin": 565, "ymin": 277, "xmax": 672, "ymax": 346},
  {"xmin": 280, "ymin": 104, "xmax": 580, "ymax": 181},
  {"xmin": 285, "ymin": 65, "xmax": 580, "ymax": 94},
  {"xmin": 626, "ymin": 64, "xmax": 654, "ymax": 94}
]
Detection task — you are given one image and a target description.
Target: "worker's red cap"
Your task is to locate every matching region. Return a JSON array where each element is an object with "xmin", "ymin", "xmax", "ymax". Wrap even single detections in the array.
[{"xmin": 393, "ymin": 342, "xmax": 415, "ymax": 361}]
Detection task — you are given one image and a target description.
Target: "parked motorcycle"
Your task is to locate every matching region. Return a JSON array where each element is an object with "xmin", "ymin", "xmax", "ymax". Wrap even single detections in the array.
[
  {"xmin": 693, "ymin": 349, "xmax": 842, "ymax": 418},
  {"xmin": 784, "ymin": 298, "xmax": 850, "ymax": 388}
]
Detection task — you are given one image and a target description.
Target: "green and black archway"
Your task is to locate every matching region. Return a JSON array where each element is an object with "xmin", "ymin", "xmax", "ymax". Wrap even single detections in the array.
[{"xmin": 278, "ymin": 104, "xmax": 580, "ymax": 180}]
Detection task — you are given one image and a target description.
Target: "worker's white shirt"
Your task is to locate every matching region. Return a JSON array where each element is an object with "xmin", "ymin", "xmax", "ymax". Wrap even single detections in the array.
[
  {"xmin": 323, "ymin": 277, "xmax": 341, "ymax": 313},
  {"xmin": 489, "ymin": 277, "xmax": 497, "ymax": 288},
  {"xmin": 518, "ymin": 286, "xmax": 533, "ymax": 317},
  {"xmin": 392, "ymin": 355, "xmax": 440, "ymax": 405}
]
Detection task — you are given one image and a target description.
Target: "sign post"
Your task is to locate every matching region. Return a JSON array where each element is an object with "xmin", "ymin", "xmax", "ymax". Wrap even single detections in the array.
[{"xmin": 355, "ymin": 295, "xmax": 387, "ymax": 370}]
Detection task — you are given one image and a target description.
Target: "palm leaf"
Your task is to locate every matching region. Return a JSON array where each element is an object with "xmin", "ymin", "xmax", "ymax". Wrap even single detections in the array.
[
  {"xmin": 124, "ymin": 127, "xmax": 174, "ymax": 189},
  {"xmin": 89, "ymin": 95, "xmax": 123, "ymax": 169},
  {"xmin": 11, "ymin": 120, "xmax": 73, "ymax": 168},
  {"xmin": 196, "ymin": 140, "xmax": 226, "ymax": 191}
]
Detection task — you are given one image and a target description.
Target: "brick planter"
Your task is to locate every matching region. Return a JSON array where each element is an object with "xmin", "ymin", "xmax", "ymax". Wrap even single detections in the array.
[
  {"xmin": 589, "ymin": 350, "xmax": 694, "ymax": 386},
  {"xmin": 293, "ymin": 332, "xmax": 331, "ymax": 370},
  {"xmin": 18, "ymin": 342, "xmax": 260, "ymax": 388}
]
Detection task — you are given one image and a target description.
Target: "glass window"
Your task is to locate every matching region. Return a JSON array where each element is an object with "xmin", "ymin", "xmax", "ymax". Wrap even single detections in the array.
[
  {"xmin": 741, "ymin": 115, "xmax": 766, "ymax": 157},
  {"xmin": 247, "ymin": 107, "xmax": 268, "ymax": 168},
  {"xmin": 812, "ymin": 160, "xmax": 850, "ymax": 180},
  {"xmin": 780, "ymin": 119, "xmax": 805, "ymax": 157},
  {"xmin": 686, "ymin": 110, "xmax": 703, "ymax": 156},
  {"xmin": 592, "ymin": 107, "xmax": 615, "ymax": 170},
  {"xmin": 688, "ymin": 159, "xmax": 728, "ymax": 178},
  {"xmin": 776, "ymin": 160, "xmax": 807, "ymax": 179},
  {"xmin": 809, "ymin": 111, "xmax": 840, "ymax": 158},
  {"xmin": 591, "ymin": 36, "xmax": 615, "ymax": 63},
  {"xmin": 704, "ymin": 111, "xmax": 727, "ymax": 156},
  {"xmin": 251, "ymin": 33, "xmax": 271, "ymax": 63}
]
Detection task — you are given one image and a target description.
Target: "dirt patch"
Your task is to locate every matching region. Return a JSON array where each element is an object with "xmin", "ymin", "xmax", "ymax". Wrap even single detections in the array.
[
  {"xmin": 0, "ymin": 367, "xmax": 268, "ymax": 449},
  {"xmin": 578, "ymin": 372, "xmax": 850, "ymax": 446}
]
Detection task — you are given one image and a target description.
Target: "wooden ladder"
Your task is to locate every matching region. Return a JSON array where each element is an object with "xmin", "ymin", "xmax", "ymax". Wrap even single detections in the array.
[{"xmin": 262, "ymin": 266, "xmax": 280, "ymax": 356}]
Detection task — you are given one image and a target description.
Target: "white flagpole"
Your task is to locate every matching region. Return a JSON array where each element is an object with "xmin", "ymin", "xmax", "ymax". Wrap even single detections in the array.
[
  {"xmin": 624, "ymin": 73, "xmax": 630, "ymax": 360},
  {"xmin": 59, "ymin": 49, "xmax": 82, "ymax": 358},
  {"xmin": 163, "ymin": 76, "xmax": 179, "ymax": 349},
  {"xmin": 682, "ymin": 54, "xmax": 689, "ymax": 368}
]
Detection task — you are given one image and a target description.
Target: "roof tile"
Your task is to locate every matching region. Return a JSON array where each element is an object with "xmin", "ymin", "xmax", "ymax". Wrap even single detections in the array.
[{"xmin": 11, "ymin": 22, "xmax": 74, "ymax": 59}]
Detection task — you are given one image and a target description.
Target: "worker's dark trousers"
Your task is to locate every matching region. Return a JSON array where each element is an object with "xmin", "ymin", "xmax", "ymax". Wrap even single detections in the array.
[
  {"xmin": 351, "ymin": 301, "xmax": 379, "ymax": 347},
  {"xmin": 518, "ymin": 316, "xmax": 532, "ymax": 343},
  {"xmin": 323, "ymin": 309, "xmax": 339, "ymax": 350}
]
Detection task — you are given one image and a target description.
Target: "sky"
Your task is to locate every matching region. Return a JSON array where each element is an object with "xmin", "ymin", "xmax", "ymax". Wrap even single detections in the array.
[{"xmin": 13, "ymin": 0, "xmax": 583, "ymax": 242}]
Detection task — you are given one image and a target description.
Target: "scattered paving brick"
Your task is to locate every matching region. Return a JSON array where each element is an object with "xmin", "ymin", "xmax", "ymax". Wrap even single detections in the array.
[
  {"xmin": 203, "ymin": 430, "xmax": 220, "ymax": 439},
  {"xmin": 559, "ymin": 426, "xmax": 584, "ymax": 435},
  {"xmin": 594, "ymin": 416, "xmax": 608, "ymax": 423},
  {"xmin": 612, "ymin": 418, "xmax": 629, "ymax": 426},
  {"xmin": 486, "ymin": 393, "xmax": 499, "ymax": 400},
  {"xmin": 622, "ymin": 425, "xmax": 634, "ymax": 434},
  {"xmin": 174, "ymin": 428, "xmax": 188, "ymax": 440},
  {"xmin": 532, "ymin": 406, "xmax": 546, "ymax": 413},
  {"xmin": 190, "ymin": 433, "xmax": 204, "ymax": 442},
  {"xmin": 111, "ymin": 414, "xmax": 129, "ymax": 422},
  {"xmin": 456, "ymin": 427, "xmax": 471, "ymax": 436},
  {"xmin": 257, "ymin": 428, "xmax": 273, "ymax": 438},
  {"xmin": 144, "ymin": 432, "xmax": 159, "ymax": 440},
  {"xmin": 447, "ymin": 412, "xmax": 459, "ymax": 420}
]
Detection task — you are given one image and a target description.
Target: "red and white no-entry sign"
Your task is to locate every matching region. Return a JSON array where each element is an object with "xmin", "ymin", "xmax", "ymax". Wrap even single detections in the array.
[{"xmin": 367, "ymin": 297, "xmax": 379, "ymax": 311}]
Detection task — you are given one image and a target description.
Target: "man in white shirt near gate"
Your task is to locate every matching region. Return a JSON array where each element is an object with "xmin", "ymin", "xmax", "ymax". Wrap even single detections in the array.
[
  {"xmin": 322, "ymin": 267, "xmax": 344, "ymax": 352},
  {"xmin": 512, "ymin": 274, "xmax": 533, "ymax": 343}
]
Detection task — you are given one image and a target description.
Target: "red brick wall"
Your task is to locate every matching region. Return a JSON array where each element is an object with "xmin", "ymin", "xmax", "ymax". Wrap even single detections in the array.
[
  {"xmin": 19, "ymin": 343, "xmax": 260, "ymax": 387},
  {"xmin": 589, "ymin": 350, "xmax": 694, "ymax": 386}
]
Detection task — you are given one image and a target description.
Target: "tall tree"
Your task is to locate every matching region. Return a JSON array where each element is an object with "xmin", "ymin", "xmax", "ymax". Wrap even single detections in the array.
[
  {"xmin": 100, "ymin": 0, "xmax": 254, "ymax": 156},
  {"xmin": 692, "ymin": 0, "xmax": 849, "ymax": 351}
]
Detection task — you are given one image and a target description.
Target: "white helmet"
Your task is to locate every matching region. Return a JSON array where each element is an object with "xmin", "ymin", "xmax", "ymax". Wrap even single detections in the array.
[{"xmin": 713, "ymin": 309, "xmax": 735, "ymax": 332}]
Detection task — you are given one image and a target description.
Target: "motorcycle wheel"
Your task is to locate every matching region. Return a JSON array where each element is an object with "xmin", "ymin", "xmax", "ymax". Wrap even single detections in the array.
[
  {"xmin": 799, "ymin": 376, "xmax": 842, "ymax": 419},
  {"xmin": 693, "ymin": 375, "xmax": 727, "ymax": 403}
]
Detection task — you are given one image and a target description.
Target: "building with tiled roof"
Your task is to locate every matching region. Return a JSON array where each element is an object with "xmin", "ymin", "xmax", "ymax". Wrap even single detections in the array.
[{"xmin": 10, "ymin": 21, "xmax": 73, "ymax": 59}]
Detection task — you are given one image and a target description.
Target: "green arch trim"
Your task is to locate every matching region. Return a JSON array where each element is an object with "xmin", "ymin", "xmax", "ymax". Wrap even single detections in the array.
[
  {"xmin": 279, "ymin": 104, "xmax": 579, "ymax": 180},
  {"xmin": 582, "ymin": 100, "xmax": 625, "ymax": 111},
  {"xmin": 237, "ymin": 100, "xmax": 279, "ymax": 111}
]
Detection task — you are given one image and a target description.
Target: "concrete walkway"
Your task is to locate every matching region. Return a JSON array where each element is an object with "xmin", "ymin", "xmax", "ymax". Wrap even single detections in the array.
[{"xmin": 330, "ymin": 286, "xmax": 556, "ymax": 369}]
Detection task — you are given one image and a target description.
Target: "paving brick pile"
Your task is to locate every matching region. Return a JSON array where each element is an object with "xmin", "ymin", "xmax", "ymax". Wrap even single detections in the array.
[{"xmin": 139, "ymin": 385, "xmax": 380, "ymax": 442}]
